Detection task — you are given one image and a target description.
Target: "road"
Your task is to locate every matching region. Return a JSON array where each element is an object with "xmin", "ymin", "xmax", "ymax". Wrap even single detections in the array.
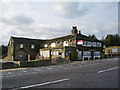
[{"xmin": 1, "ymin": 58, "xmax": 119, "ymax": 89}]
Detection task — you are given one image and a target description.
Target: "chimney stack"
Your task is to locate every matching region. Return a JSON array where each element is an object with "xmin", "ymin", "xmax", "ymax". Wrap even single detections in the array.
[
  {"xmin": 71, "ymin": 26, "xmax": 78, "ymax": 35},
  {"xmin": 79, "ymin": 30, "xmax": 81, "ymax": 34}
]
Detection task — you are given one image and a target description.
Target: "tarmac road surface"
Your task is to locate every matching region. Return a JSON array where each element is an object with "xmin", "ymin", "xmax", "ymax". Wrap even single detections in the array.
[{"xmin": 1, "ymin": 57, "xmax": 119, "ymax": 89}]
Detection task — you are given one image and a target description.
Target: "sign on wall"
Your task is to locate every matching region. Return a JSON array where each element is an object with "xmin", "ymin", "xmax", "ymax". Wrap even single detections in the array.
[
  {"xmin": 77, "ymin": 40, "xmax": 83, "ymax": 45},
  {"xmin": 112, "ymin": 48, "xmax": 118, "ymax": 53},
  {"xmin": 77, "ymin": 40, "xmax": 101, "ymax": 47}
]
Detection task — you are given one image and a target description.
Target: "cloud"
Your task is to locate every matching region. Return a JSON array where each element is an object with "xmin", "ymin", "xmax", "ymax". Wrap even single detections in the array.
[
  {"xmin": 54, "ymin": 2, "xmax": 90, "ymax": 18},
  {"xmin": 101, "ymin": 23, "xmax": 118, "ymax": 31},
  {"xmin": 2, "ymin": 12, "xmax": 34, "ymax": 26},
  {"xmin": 0, "ymin": 22, "xmax": 70, "ymax": 45}
]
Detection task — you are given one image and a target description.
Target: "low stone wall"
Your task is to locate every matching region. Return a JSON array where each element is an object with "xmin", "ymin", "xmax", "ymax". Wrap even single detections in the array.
[
  {"xmin": 2, "ymin": 62, "xmax": 19, "ymax": 69},
  {"xmin": 0, "ymin": 59, "xmax": 19, "ymax": 69},
  {"xmin": 20, "ymin": 60, "xmax": 54, "ymax": 67}
]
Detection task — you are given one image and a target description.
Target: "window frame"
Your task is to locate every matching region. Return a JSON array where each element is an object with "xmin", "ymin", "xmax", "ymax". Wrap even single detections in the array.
[
  {"xmin": 31, "ymin": 45, "xmax": 35, "ymax": 49},
  {"xmin": 20, "ymin": 44, "xmax": 24, "ymax": 48}
]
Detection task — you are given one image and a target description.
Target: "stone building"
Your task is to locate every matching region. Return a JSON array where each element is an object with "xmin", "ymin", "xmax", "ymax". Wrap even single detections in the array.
[
  {"xmin": 104, "ymin": 46, "xmax": 120, "ymax": 57},
  {"xmin": 40, "ymin": 26, "xmax": 103, "ymax": 61},
  {"xmin": 7, "ymin": 26, "xmax": 103, "ymax": 61},
  {"xmin": 7, "ymin": 37, "xmax": 46, "ymax": 61}
]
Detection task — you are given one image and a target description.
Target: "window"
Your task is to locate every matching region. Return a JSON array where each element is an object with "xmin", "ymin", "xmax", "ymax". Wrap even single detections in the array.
[
  {"xmin": 92, "ymin": 42, "xmax": 96, "ymax": 47},
  {"xmin": 31, "ymin": 45, "xmax": 34, "ymax": 49},
  {"xmin": 97, "ymin": 42, "xmax": 101, "ymax": 47},
  {"xmin": 40, "ymin": 50, "xmax": 50, "ymax": 57},
  {"xmin": 51, "ymin": 43, "xmax": 56, "ymax": 47},
  {"xmin": 44, "ymin": 44, "xmax": 48, "ymax": 48},
  {"xmin": 83, "ymin": 51, "xmax": 91, "ymax": 56},
  {"xmin": 20, "ymin": 44, "xmax": 23, "ymax": 48},
  {"xmin": 83, "ymin": 41, "xmax": 87, "ymax": 46},
  {"xmin": 20, "ymin": 55, "xmax": 22, "ymax": 57},
  {"xmin": 94, "ymin": 51, "xmax": 100, "ymax": 56},
  {"xmin": 63, "ymin": 41, "xmax": 68, "ymax": 46},
  {"xmin": 9, "ymin": 40, "xmax": 11, "ymax": 46}
]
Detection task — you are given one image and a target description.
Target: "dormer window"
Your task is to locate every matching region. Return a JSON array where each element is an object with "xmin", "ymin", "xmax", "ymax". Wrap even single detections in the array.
[
  {"xmin": 63, "ymin": 41, "xmax": 68, "ymax": 46},
  {"xmin": 51, "ymin": 43, "xmax": 56, "ymax": 47},
  {"xmin": 44, "ymin": 44, "xmax": 48, "ymax": 48},
  {"xmin": 20, "ymin": 44, "xmax": 23, "ymax": 48},
  {"xmin": 31, "ymin": 45, "xmax": 34, "ymax": 49}
]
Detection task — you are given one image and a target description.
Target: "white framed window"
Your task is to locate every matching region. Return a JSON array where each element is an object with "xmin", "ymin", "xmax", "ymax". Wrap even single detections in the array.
[
  {"xmin": 63, "ymin": 41, "xmax": 68, "ymax": 46},
  {"xmin": 9, "ymin": 40, "xmax": 11, "ymax": 45},
  {"xmin": 83, "ymin": 41, "xmax": 87, "ymax": 46},
  {"xmin": 94, "ymin": 51, "xmax": 100, "ymax": 56},
  {"xmin": 44, "ymin": 44, "xmax": 48, "ymax": 48},
  {"xmin": 40, "ymin": 50, "xmax": 50, "ymax": 57},
  {"xmin": 20, "ymin": 44, "xmax": 23, "ymax": 48},
  {"xmin": 92, "ymin": 42, "xmax": 96, "ymax": 47},
  {"xmin": 97, "ymin": 42, "xmax": 101, "ymax": 47},
  {"xmin": 51, "ymin": 43, "xmax": 56, "ymax": 47},
  {"xmin": 31, "ymin": 45, "xmax": 34, "ymax": 49},
  {"xmin": 83, "ymin": 51, "xmax": 91, "ymax": 56},
  {"xmin": 20, "ymin": 55, "xmax": 22, "ymax": 57}
]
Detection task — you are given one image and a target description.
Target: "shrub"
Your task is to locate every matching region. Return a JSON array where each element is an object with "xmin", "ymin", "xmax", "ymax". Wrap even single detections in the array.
[{"xmin": 72, "ymin": 52, "xmax": 78, "ymax": 61}]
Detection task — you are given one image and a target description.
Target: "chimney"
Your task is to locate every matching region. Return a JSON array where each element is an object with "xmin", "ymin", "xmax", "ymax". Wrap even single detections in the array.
[
  {"xmin": 71, "ymin": 26, "xmax": 78, "ymax": 35},
  {"xmin": 79, "ymin": 30, "xmax": 81, "ymax": 34}
]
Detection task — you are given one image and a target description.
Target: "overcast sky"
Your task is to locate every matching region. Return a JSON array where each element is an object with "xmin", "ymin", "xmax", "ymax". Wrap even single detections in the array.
[{"xmin": 0, "ymin": 1, "xmax": 118, "ymax": 45}]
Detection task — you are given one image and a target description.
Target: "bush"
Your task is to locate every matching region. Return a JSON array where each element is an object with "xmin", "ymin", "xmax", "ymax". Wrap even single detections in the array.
[{"xmin": 72, "ymin": 52, "xmax": 78, "ymax": 61}]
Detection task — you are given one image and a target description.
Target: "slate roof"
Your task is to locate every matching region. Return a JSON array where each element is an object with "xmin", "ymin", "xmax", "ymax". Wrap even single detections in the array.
[
  {"xmin": 76, "ymin": 34, "xmax": 102, "ymax": 42},
  {"xmin": 48, "ymin": 34, "xmax": 77, "ymax": 43},
  {"xmin": 11, "ymin": 36, "xmax": 48, "ymax": 45},
  {"xmin": 45, "ymin": 33, "xmax": 102, "ymax": 43},
  {"xmin": 10, "ymin": 33, "xmax": 102, "ymax": 45}
]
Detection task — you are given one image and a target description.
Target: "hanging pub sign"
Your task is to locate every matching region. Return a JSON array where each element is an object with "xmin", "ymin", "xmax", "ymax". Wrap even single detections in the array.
[{"xmin": 77, "ymin": 40, "xmax": 83, "ymax": 45}]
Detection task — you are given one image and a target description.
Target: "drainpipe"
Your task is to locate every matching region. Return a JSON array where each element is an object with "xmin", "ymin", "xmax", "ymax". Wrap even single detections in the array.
[{"xmin": 49, "ymin": 49, "xmax": 52, "ymax": 60}]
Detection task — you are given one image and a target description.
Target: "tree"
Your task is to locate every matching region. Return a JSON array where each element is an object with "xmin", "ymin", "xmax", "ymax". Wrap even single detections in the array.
[
  {"xmin": 102, "ymin": 34, "xmax": 120, "ymax": 47},
  {"xmin": 1, "ymin": 45, "xmax": 8, "ymax": 58},
  {"xmin": 88, "ymin": 34, "xmax": 97, "ymax": 39}
]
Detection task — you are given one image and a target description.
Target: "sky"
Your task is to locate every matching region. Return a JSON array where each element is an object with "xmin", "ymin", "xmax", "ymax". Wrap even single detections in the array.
[{"xmin": 0, "ymin": 1, "xmax": 118, "ymax": 45}]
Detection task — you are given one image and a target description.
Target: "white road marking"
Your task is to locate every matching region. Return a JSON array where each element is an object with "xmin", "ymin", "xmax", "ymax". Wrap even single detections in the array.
[
  {"xmin": 37, "ymin": 70, "xmax": 41, "ymax": 71},
  {"xmin": 33, "ymin": 69, "xmax": 41, "ymax": 71},
  {"xmin": 64, "ymin": 68, "xmax": 70, "ymax": 69},
  {"xmin": 98, "ymin": 67, "xmax": 119, "ymax": 74},
  {"xmin": 47, "ymin": 67, "xmax": 52, "ymax": 70},
  {"xmin": 18, "ymin": 74, "xmax": 23, "ymax": 76},
  {"xmin": 31, "ymin": 72, "xmax": 38, "ymax": 74},
  {"xmin": 22, "ymin": 71, "xmax": 27, "ymax": 72},
  {"xmin": 20, "ymin": 78, "xmax": 69, "ymax": 89},
  {"xmin": 8, "ymin": 72, "xmax": 12, "ymax": 74}
]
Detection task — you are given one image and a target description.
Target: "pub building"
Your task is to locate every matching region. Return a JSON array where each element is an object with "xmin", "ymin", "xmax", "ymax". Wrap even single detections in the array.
[
  {"xmin": 7, "ymin": 26, "xmax": 103, "ymax": 61},
  {"xmin": 40, "ymin": 26, "xmax": 103, "ymax": 61}
]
